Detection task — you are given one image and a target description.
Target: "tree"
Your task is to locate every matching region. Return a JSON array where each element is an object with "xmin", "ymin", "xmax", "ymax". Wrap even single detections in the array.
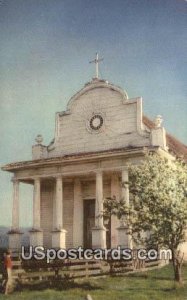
[{"xmin": 104, "ymin": 153, "xmax": 187, "ymax": 283}]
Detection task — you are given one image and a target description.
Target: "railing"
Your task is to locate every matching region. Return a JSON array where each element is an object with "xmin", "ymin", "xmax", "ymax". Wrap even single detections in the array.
[{"xmin": 10, "ymin": 257, "xmax": 165, "ymax": 283}]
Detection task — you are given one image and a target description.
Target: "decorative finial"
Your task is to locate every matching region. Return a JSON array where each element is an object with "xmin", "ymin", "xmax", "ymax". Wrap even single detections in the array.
[
  {"xmin": 89, "ymin": 53, "xmax": 104, "ymax": 79},
  {"xmin": 154, "ymin": 115, "xmax": 163, "ymax": 128},
  {"xmin": 35, "ymin": 134, "xmax": 43, "ymax": 145}
]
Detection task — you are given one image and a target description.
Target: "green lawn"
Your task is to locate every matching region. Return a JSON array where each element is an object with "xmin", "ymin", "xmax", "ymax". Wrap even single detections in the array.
[{"xmin": 0, "ymin": 263, "xmax": 187, "ymax": 300}]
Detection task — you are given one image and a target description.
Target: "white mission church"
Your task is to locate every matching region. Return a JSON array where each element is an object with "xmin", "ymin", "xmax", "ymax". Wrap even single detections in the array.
[{"xmin": 2, "ymin": 55, "xmax": 187, "ymax": 257}]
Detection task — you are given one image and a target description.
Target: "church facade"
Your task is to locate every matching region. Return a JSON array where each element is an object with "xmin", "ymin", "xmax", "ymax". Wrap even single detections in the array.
[{"xmin": 2, "ymin": 76, "xmax": 187, "ymax": 257}]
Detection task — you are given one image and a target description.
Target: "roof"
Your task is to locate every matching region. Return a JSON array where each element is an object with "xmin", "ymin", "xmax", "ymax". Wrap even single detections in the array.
[{"xmin": 143, "ymin": 116, "xmax": 187, "ymax": 162}]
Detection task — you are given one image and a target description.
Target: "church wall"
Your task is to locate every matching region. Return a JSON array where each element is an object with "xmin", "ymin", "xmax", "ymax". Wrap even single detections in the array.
[
  {"xmin": 34, "ymin": 156, "xmax": 148, "ymax": 250},
  {"xmin": 82, "ymin": 180, "xmax": 111, "ymax": 199},
  {"xmin": 40, "ymin": 181, "xmax": 74, "ymax": 249},
  {"xmin": 41, "ymin": 182, "xmax": 54, "ymax": 248},
  {"xmin": 63, "ymin": 182, "xmax": 74, "ymax": 248},
  {"xmin": 48, "ymin": 87, "xmax": 150, "ymax": 157}
]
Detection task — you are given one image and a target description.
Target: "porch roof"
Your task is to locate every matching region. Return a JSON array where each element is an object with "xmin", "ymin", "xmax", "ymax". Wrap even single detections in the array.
[{"xmin": 2, "ymin": 146, "xmax": 157, "ymax": 172}]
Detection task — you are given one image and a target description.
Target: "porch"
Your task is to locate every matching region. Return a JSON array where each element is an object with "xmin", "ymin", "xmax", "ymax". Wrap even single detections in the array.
[{"xmin": 8, "ymin": 168, "xmax": 132, "ymax": 251}]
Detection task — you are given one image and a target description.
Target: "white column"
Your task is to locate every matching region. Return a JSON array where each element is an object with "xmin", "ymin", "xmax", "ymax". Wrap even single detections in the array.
[
  {"xmin": 95, "ymin": 171, "xmax": 104, "ymax": 227},
  {"xmin": 73, "ymin": 178, "xmax": 83, "ymax": 247},
  {"xmin": 92, "ymin": 171, "xmax": 106, "ymax": 249},
  {"xmin": 33, "ymin": 178, "xmax": 41, "ymax": 229},
  {"xmin": 121, "ymin": 169, "xmax": 129, "ymax": 226},
  {"xmin": 117, "ymin": 169, "xmax": 132, "ymax": 248},
  {"xmin": 111, "ymin": 174, "xmax": 120, "ymax": 248},
  {"xmin": 8, "ymin": 179, "xmax": 22, "ymax": 251},
  {"xmin": 55, "ymin": 176, "xmax": 63, "ymax": 229},
  {"xmin": 30, "ymin": 178, "xmax": 43, "ymax": 247},
  {"xmin": 52, "ymin": 176, "xmax": 66, "ymax": 249},
  {"xmin": 122, "ymin": 169, "xmax": 129, "ymax": 205},
  {"xmin": 12, "ymin": 179, "xmax": 20, "ymax": 230}
]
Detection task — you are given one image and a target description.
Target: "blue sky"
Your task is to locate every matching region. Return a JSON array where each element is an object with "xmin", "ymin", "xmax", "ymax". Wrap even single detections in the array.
[{"xmin": 0, "ymin": 0, "xmax": 186, "ymax": 227}]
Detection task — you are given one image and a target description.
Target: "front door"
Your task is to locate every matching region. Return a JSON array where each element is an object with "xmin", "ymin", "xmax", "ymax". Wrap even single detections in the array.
[{"xmin": 84, "ymin": 199, "xmax": 95, "ymax": 248}]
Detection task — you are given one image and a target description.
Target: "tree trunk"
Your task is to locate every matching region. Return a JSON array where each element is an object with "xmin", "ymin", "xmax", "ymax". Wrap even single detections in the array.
[{"xmin": 171, "ymin": 249, "xmax": 183, "ymax": 284}]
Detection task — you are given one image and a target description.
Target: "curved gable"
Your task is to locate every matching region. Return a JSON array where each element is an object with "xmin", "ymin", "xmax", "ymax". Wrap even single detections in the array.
[
  {"xmin": 47, "ymin": 80, "xmax": 150, "ymax": 157},
  {"xmin": 66, "ymin": 79, "xmax": 128, "ymax": 111}
]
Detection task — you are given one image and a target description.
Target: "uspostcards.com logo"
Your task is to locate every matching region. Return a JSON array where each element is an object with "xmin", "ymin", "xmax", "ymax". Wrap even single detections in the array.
[{"xmin": 21, "ymin": 246, "xmax": 172, "ymax": 263}]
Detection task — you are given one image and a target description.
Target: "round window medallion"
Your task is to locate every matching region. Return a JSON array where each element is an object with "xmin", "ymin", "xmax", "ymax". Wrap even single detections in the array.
[
  {"xmin": 90, "ymin": 114, "xmax": 103, "ymax": 130},
  {"xmin": 86, "ymin": 113, "xmax": 105, "ymax": 133}
]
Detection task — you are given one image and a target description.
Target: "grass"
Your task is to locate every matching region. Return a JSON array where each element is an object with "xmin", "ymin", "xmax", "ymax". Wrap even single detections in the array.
[{"xmin": 0, "ymin": 263, "xmax": 187, "ymax": 300}]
